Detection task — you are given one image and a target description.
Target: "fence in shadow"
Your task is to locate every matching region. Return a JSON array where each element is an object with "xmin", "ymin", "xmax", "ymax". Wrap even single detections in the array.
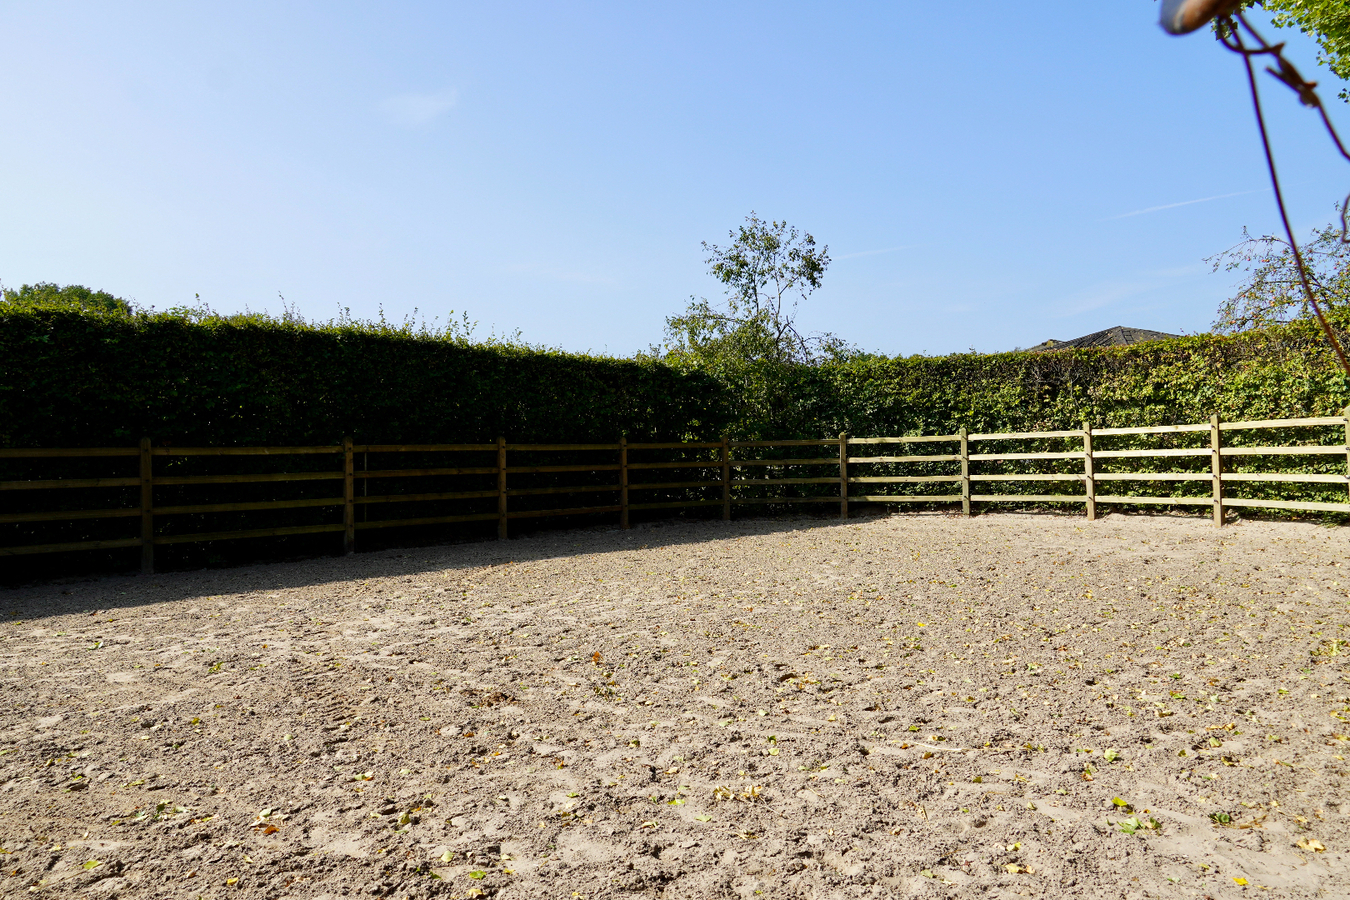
[{"xmin": 2, "ymin": 412, "xmax": 1347, "ymax": 574}]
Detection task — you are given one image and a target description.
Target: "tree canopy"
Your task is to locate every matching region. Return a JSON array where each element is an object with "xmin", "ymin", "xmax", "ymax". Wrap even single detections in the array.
[
  {"xmin": 1, "ymin": 282, "xmax": 134, "ymax": 315},
  {"xmin": 1209, "ymin": 215, "xmax": 1350, "ymax": 332},
  {"xmin": 1246, "ymin": 0, "xmax": 1350, "ymax": 101},
  {"xmin": 661, "ymin": 213, "xmax": 851, "ymax": 368}
]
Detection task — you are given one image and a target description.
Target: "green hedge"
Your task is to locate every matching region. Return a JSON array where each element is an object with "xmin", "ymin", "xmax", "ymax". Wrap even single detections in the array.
[
  {"xmin": 720, "ymin": 318, "xmax": 1350, "ymax": 440},
  {"xmin": 1, "ymin": 304, "xmax": 1346, "ymax": 447},
  {"xmin": 0, "ymin": 307, "xmax": 731, "ymax": 447},
  {"xmin": 1, "ymin": 305, "xmax": 1347, "ymax": 578}
]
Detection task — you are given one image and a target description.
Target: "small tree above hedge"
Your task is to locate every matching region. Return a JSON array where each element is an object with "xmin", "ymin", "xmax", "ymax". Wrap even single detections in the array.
[{"xmin": 1, "ymin": 282, "xmax": 134, "ymax": 316}]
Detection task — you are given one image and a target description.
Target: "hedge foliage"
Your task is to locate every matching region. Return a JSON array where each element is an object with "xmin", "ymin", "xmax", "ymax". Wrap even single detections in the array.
[
  {"xmin": 2, "ymin": 304, "xmax": 1347, "ymax": 578},
  {"xmin": 0, "ymin": 307, "xmax": 730, "ymax": 448},
  {"xmin": 1, "ymin": 305, "xmax": 1347, "ymax": 448},
  {"xmin": 735, "ymin": 316, "xmax": 1350, "ymax": 440}
]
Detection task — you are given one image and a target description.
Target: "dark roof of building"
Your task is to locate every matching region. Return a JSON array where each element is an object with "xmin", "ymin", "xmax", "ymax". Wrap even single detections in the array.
[{"xmin": 1028, "ymin": 325, "xmax": 1181, "ymax": 352}]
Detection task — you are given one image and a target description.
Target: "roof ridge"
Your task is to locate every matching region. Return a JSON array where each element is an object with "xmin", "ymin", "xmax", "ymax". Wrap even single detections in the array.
[{"xmin": 1028, "ymin": 325, "xmax": 1182, "ymax": 352}]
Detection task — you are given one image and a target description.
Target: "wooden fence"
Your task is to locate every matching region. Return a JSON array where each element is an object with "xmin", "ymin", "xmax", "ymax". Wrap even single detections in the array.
[{"xmin": 2, "ymin": 412, "xmax": 1347, "ymax": 573}]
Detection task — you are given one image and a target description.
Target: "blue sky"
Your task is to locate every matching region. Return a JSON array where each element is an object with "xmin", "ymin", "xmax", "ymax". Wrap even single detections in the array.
[{"xmin": 1, "ymin": 1, "xmax": 1346, "ymax": 356}]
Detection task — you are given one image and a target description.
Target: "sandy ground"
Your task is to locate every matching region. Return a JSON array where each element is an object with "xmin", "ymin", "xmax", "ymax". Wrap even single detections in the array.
[{"xmin": 1, "ymin": 511, "xmax": 1348, "ymax": 900}]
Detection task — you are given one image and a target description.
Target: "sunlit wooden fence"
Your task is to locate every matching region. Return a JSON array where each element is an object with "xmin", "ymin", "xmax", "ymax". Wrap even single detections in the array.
[{"xmin": 2, "ymin": 412, "xmax": 1347, "ymax": 573}]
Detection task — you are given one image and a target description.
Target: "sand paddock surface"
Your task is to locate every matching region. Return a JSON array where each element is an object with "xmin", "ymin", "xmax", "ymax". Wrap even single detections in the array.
[{"xmin": 1, "ymin": 511, "xmax": 1348, "ymax": 900}]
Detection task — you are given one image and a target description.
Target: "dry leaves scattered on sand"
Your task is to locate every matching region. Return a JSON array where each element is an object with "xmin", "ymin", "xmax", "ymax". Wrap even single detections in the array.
[{"xmin": 0, "ymin": 512, "xmax": 1347, "ymax": 898}]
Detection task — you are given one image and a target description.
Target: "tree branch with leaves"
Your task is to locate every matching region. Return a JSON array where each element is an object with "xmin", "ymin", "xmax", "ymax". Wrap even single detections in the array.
[
  {"xmin": 1240, "ymin": 0, "xmax": 1350, "ymax": 102},
  {"xmin": 1210, "ymin": 214, "xmax": 1350, "ymax": 332},
  {"xmin": 662, "ymin": 213, "xmax": 852, "ymax": 367}
]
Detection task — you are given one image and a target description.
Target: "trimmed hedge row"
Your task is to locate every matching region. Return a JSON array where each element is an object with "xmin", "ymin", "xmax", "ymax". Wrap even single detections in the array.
[
  {"xmin": 728, "ymin": 319, "xmax": 1350, "ymax": 440},
  {"xmin": 0, "ymin": 308, "xmax": 730, "ymax": 448},
  {"xmin": 1, "ymin": 305, "xmax": 1347, "ymax": 580},
  {"xmin": 2, "ymin": 306, "xmax": 1347, "ymax": 448}
]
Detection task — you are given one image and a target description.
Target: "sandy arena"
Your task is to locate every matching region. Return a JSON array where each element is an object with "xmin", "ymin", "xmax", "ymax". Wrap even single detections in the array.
[{"xmin": 1, "ymin": 511, "xmax": 1347, "ymax": 899}]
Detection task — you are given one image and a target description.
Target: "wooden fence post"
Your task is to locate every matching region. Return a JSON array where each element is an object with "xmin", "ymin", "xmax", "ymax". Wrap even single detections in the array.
[
  {"xmin": 1210, "ymin": 414, "xmax": 1224, "ymax": 527},
  {"xmin": 1083, "ymin": 421, "xmax": 1096, "ymax": 521},
  {"xmin": 497, "ymin": 436, "xmax": 508, "ymax": 540},
  {"xmin": 620, "ymin": 436, "xmax": 629, "ymax": 529},
  {"xmin": 139, "ymin": 437, "xmax": 154, "ymax": 574},
  {"xmin": 343, "ymin": 436, "xmax": 355, "ymax": 555},
  {"xmin": 838, "ymin": 432, "xmax": 849, "ymax": 519},
  {"xmin": 720, "ymin": 436, "xmax": 731, "ymax": 521},
  {"xmin": 1344, "ymin": 406, "xmax": 1350, "ymax": 505},
  {"xmin": 959, "ymin": 426, "xmax": 971, "ymax": 516}
]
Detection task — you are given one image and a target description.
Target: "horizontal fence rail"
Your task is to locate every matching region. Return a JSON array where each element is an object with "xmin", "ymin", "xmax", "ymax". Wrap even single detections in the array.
[{"xmin": 2, "ymin": 411, "xmax": 1347, "ymax": 572}]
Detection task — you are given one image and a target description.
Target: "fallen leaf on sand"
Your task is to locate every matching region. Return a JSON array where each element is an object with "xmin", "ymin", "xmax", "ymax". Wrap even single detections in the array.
[
  {"xmin": 1117, "ymin": 816, "xmax": 1152, "ymax": 835},
  {"xmin": 1296, "ymin": 838, "xmax": 1326, "ymax": 852}
]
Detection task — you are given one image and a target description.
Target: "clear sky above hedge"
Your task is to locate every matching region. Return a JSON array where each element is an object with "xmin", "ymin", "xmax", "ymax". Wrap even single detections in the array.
[{"xmin": 0, "ymin": 2, "xmax": 1345, "ymax": 356}]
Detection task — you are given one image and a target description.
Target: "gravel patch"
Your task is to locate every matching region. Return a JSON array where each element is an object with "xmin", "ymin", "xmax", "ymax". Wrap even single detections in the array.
[{"xmin": 1, "ymin": 511, "xmax": 1348, "ymax": 899}]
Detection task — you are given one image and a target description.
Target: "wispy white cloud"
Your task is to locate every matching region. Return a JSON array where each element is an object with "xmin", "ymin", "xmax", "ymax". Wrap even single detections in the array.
[
  {"xmin": 835, "ymin": 243, "xmax": 922, "ymax": 260},
  {"xmin": 1056, "ymin": 263, "xmax": 1207, "ymax": 318},
  {"xmin": 1102, "ymin": 187, "xmax": 1266, "ymax": 221},
  {"xmin": 1059, "ymin": 280, "xmax": 1157, "ymax": 317},
  {"xmin": 509, "ymin": 262, "xmax": 617, "ymax": 286},
  {"xmin": 380, "ymin": 90, "xmax": 459, "ymax": 126}
]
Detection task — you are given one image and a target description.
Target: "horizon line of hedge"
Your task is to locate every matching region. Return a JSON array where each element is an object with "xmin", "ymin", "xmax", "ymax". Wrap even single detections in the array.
[{"xmin": 1, "ymin": 304, "xmax": 1347, "ymax": 449}]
